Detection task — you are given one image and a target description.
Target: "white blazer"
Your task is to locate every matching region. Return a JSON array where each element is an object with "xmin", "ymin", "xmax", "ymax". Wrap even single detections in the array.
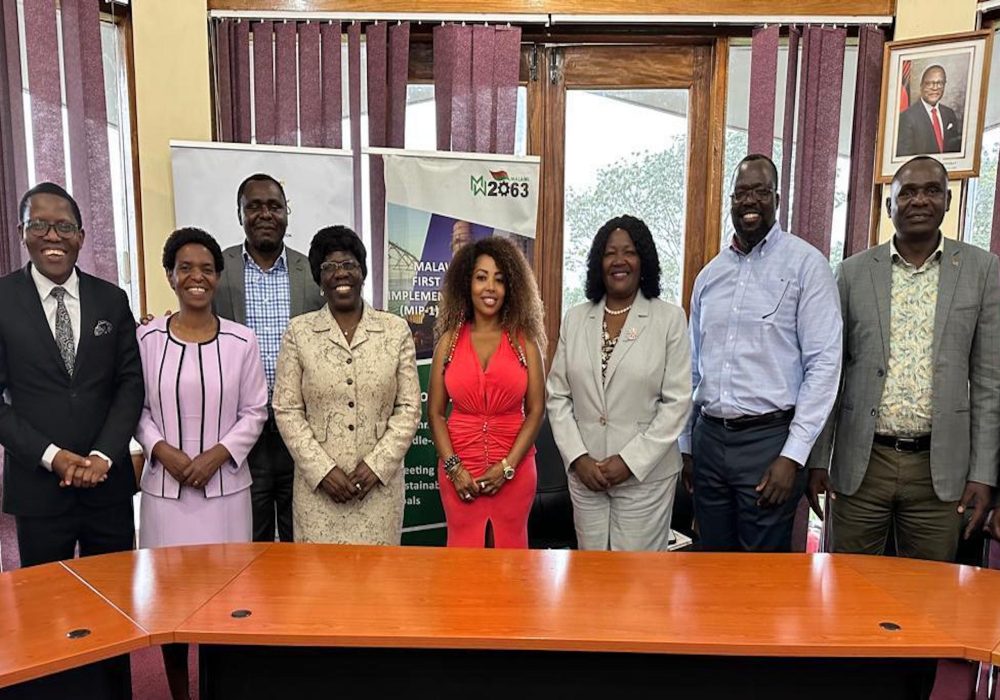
[{"xmin": 546, "ymin": 293, "xmax": 692, "ymax": 483}]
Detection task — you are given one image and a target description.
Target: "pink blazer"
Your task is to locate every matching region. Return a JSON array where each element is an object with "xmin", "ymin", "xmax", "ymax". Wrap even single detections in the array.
[{"xmin": 135, "ymin": 316, "xmax": 267, "ymax": 499}]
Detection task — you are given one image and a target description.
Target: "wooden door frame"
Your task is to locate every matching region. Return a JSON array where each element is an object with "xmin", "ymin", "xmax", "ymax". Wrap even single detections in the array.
[{"xmin": 528, "ymin": 40, "xmax": 728, "ymax": 361}]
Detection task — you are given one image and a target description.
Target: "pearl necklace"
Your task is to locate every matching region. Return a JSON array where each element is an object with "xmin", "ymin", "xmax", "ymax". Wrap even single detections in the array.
[{"xmin": 603, "ymin": 304, "xmax": 632, "ymax": 316}]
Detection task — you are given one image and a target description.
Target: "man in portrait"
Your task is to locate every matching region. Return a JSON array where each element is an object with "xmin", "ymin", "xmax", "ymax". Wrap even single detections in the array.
[{"xmin": 896, "ymin": 64, "xmax": 964, "ymax": 157}]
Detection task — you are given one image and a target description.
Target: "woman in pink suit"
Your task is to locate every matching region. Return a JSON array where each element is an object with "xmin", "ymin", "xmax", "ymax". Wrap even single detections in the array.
[{"xmin": 135, "ymin": 227, "xmax": 267, "ymax": 700}]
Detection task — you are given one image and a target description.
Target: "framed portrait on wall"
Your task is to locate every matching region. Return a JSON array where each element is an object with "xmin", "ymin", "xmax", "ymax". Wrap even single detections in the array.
[{"xmin": 876, "ymin": 30, "xmax": 993, "ymax": 182}]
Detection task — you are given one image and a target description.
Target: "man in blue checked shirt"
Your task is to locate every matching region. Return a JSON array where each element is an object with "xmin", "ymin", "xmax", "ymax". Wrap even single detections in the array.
[
  {"xmin": 679, "ymin": 154, "xmax": 842, "ymax": 552},
  {"xmin": 213, "ymin": 174, "xmax": 324, "ymax": 542}
]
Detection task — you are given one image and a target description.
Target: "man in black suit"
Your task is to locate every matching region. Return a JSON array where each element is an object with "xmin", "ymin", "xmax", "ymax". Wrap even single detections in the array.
[
  {"xmin": 213, "ymin": 173, "xmax": 323, "ymax": 542},
  {"xmin": 897, "ymin": 65, "xmax": 963, "ymax": 157},
  {"xmin": 0, "ymin": 182, "xmax": 143, "ymax": 567}
]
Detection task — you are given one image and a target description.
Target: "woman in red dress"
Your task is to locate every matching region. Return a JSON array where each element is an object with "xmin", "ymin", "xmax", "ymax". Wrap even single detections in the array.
[{"xmin": 428, "ymin": 237, "xmax": 546, "ymax": 548}]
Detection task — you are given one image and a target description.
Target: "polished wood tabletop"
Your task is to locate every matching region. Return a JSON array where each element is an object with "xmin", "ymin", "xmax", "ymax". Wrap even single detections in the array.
[
  {"xmin": 65, "ymin": 543, "xmax": 271, "ymax": 644},
  {"xmin": 0, "ymin": 562, "xmax": 148, "ymax": 687},
  {"xmin": 174, "ymin": 546, "xmax": 966, "ymax": 657},
  {"xmin": 2, "ymin": 544, "xmax": 1000, "ymax": 689},
  {"xmin": 841, "ymin": 554, "xmax": 1000, "ymax": 663}
]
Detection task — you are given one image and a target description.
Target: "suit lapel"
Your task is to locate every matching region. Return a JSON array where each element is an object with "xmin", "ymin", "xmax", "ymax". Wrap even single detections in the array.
[
  {"xmin": 585, "ymin": 304, "xmax": 605, "ymax": 408},
  {"xmin": 312, "ymin": 304, "xmax": 350, "ymax": 352},
  {"xmin": 74, "ymin": 272, "xmax": 97, "ymax": 381},
  {"xmin": 16, "ymin": 265, "xmax": 71, "ymax": 380},
  {"xmin": 289, "ymin": 252, "xmax": 307, "ymax": 317},
  {"xmin": 869, "ymin": 245, "xmax": 892, "ymax": 367},
  {"xmin": 227, "ymin": 247, "xmax": 246, "ymax": 324},
  {"xmin": 933, "ymin": 240, "xmax": 961, "ymax": 361},
  {"xmin": 604, "ymin": 294, "xmax": 649, "ymax": 387},
  {"xmin": 349, "ymin": 304, "xmax": 382, "ymax": 350}
]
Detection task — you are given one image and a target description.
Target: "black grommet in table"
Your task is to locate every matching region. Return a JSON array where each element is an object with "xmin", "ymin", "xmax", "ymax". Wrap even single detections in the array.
[
  {"xmin": 231, "ymin": 609, "xmax": 252, "ymax": 619},
  {"xmin": 879, "ymin": 621, "xmax": 901, "ymax": 632},
  {"xmin": 66, "ymin": 628, "xmax": 91, "ymax": 639}
]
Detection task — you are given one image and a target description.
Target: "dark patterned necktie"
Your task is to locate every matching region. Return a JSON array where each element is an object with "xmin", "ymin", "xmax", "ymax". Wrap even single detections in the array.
[{"xmin": 51, "ymin": 287, "xmax": 75, "ymax": 374}]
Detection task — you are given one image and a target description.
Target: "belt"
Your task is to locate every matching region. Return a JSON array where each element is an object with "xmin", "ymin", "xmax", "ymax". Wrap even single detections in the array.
[
  {"xmin": 699, "ymin": 408, "xmax": 794, "ymax": 431},
  {"xmin": 873, "ymin": 433, "xmax": 931, "ymax": 452}
]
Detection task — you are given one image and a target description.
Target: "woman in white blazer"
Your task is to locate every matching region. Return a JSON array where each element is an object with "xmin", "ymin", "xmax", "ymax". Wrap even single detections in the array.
[{"xmin": 546, "ymin": 215, "xmax": 692, "ymax": 551}]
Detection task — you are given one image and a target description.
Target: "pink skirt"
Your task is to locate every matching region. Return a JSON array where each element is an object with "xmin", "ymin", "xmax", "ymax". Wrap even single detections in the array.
[{"xmin": 138, "ymin": 486, "xmax": 251, "ymax": 549}]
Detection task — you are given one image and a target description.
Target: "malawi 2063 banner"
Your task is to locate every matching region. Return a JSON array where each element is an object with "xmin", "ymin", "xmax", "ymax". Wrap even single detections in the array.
[{"xmin": 374, "ymin": 148, "xmax": 540, "ymax": 545}]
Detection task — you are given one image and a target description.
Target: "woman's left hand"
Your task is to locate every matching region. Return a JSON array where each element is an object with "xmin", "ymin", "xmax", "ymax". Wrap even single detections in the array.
[
  {"xmin": 596, "ymin": 455, "xmax": 632, "ymax": 487},
  {"xmin": 349, "ymin": 461, "xmax": 382, "ymax": 500},
  {"xmin": 182, "ymin": 444, "xmax": 229, "ymax": 488},
  {"xmin": 476, "ymin": 463, "xmax": 506, "ymax": 496}
]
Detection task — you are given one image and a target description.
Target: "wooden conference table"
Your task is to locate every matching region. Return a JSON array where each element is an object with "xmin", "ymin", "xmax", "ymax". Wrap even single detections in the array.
[{"xmin": 1, "ymin": 544, "xmax": 999, "ymax": 699}]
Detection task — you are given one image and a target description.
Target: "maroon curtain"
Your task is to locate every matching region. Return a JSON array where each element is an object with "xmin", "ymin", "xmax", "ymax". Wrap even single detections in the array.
[
  {"xmin": 748, "ymin": 25, "xmax": 779, "ymax": 158},
  {"xmin": 253, "ymin": 21, "xmax": 275, "ymax": 145},
  {"xmin": 23, "ymin": 0, "xmax": 64, "ymax": 184},
  {"xmin": 0, "ymin": 0, "xmax": 27, "ymax": 274},
  {"xmin": 212, "ymin": 19, "xmax": 252, "ymax": 143},
  {"xmin": 844, "ymin": 26, "xmax": 885, "ymax": 258},
  {"xmin": 274, "ymin": 21, "xmax": 297, "ymax": 147},
  {"xmin": 433, "ymin": 24, "xmax": 521, "ymax": 154},
  {"xmin": 298, "ymin": 22, "xmax": 322, "ymax": 147},
  {"xmin": 347, "ymin": 22, "xmax": 363, "ymax": 239},
  {"xmin": 778, "ymin": 26, "xmax": 800, "ymax": 231},
  {"xmin": 60, "ymin": 0, "xmax": 117, "ymax": 283},
  {"xmin": 320, "ymin": 22, "xmax": 343, "ymax": 149},
  {"xmin": 366, "ymin": 22, "xmax": 409, "ymax": 309},
  {"xmin": 791, "ymin": 26, "xmax": 847, "ymax": 257}
]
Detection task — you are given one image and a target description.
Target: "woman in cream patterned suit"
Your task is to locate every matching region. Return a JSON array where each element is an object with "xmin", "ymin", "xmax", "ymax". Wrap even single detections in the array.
[{"xmin": 273, "ymin": 226, "xmax": 421, "ymax": 544}]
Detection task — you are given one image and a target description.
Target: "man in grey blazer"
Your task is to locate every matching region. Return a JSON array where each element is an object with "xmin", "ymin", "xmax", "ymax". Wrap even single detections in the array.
[
  {"xmin": 214, "ymin": 173, "xmax": 324, "ymax": 542},
  {"xmin": 807, "ymin": 156, "xmax": 999, "ymax": 562}
]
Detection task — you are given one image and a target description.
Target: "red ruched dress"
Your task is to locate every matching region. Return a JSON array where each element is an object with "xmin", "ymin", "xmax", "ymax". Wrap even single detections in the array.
[{"xmin": 439, "ymin": 324, "xmax": 537, "ymax": 548}]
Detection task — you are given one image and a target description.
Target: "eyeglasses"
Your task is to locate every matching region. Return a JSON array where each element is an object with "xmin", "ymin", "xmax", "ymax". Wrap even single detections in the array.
[
  {"xmin": 243, "ymin": 202, "xmax": 286, "ymax": 215},
  {"xmin": 22, "ymin": 219, "xmax": 80, "ymax": 238},
  {"xmin": 922, "ymin": 80, "xmax": 946, "ymax": 88},
  {"xmin": 730, "ymin": 187, "xmax": 775, "ymax": 203},
  {"xmin": 320, "ymin": 260, "xmax": 361, "ymax": 274}
]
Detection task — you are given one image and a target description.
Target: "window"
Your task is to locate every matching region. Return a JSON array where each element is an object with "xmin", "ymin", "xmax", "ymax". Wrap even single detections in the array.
[
  {"xmin": 963, "ymin": 28, "xmax": 1000, "ymax": 250},
  {"xmin": 14, "ymin": 3, "xmax": 139, "ymax": 309},
  {"xmin": 723, "ymin": 41, "xmax": 859, "ymax": 267}
]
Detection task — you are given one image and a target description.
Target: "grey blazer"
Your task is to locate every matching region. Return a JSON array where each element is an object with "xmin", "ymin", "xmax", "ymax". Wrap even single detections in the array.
[
  {"xmin": 213, "ymin": 244, "xmax": 324, "ymax": 324},
  {"xmin": 807, "ymin": 237, "xmax": 1000, "ymax": 501},
  {"xmin": 546, "ymin": 294, "xmax": 692, "ymax": 483}
]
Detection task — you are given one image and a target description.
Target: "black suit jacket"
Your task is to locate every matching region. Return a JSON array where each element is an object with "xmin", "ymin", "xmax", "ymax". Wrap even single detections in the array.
[
  {"xmin": 896, "ymin": 101, "xmax": 963, "ymax": 157},
  {"xmin": 0, "ymin": 265, "xmax": 144, "ymax": 517}
]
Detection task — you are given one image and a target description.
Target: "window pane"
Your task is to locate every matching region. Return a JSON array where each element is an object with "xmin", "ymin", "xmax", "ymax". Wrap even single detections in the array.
[
  {"xmin": 404, "ymin": 84, "xmax": 528, "ymax": 156},
  {"xmin": 562, "ymin": 89, "xmax": 688, "ymax": 310},
  {"xmin": 963, "ymin": 29, "xmax": 1000, "ymax": 251}
]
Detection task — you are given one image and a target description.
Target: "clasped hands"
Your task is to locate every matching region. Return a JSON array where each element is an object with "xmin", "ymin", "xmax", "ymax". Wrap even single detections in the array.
[
  {"xmin": 571, "ymin": 454, "xmax": 632, "ymax": 492},
  {"xmin": 451, "ymin": 462, "xmax": 506, "ymax": 501},
  {"xmin": 52, "ymin": 449, "xmax": 110, "ymax": 488},
  {"xmin": 153, "ymin": 441, "xmax": 230, "ymax": 489},
  {"xmin": 320, "ymin": 461, "xmax": 381, "ymax": 503},
  {"xmin": 682, "ymin": 453, "xmax": 800, "ymax": 508}
]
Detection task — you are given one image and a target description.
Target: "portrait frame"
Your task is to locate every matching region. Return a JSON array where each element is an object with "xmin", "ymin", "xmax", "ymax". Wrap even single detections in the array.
[{"xmin": 875, "ymin": 29, "xmax": 993, "ymax": 183}]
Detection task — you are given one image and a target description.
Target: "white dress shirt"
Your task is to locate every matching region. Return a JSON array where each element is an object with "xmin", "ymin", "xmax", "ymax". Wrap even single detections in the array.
[{"xmin": 29, "ymin": 266, "xmax": 111, "ymax": 471}]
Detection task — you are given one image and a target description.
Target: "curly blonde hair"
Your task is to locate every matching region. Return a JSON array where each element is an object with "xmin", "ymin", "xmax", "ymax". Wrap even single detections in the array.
[{"xmin": 435, "ymin": 236, "xmax": 546, "ymax": 352}]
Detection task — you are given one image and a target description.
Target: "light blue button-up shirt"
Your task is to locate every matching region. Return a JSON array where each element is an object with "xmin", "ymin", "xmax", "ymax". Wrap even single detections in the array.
[{"xmin": 679, "ymin": 223, "xmax": 842, "ymax": 465}]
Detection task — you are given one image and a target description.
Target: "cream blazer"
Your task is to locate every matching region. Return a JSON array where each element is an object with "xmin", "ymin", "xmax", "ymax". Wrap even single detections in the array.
[{"xmin": 273, "ymin": 303, "xmax": 421, "ymax": 544}]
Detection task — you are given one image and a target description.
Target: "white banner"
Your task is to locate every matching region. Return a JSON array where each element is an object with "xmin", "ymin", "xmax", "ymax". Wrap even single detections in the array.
[
  {"xmin": 380, "ymin": 149, "xmax": 540, "ymax": 238},
  {"xmin": 170, "ymin": 140, "xmax": 355, "ymax": 252}
]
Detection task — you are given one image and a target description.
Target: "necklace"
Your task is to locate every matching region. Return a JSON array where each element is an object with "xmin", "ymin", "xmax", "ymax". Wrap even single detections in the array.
[{"xmin": 603, "ymin": 304, "xmax": 632, "ymax": 316}]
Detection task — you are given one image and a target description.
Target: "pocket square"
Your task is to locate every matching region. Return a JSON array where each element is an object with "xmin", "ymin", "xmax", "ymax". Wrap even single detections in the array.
[{"xmin": 94, "ymin": 320, "xmax": 113, "ymax": 336}]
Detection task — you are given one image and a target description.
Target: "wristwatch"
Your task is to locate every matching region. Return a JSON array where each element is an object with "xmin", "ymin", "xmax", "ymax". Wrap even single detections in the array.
[{"xmin": 501, "ymin": 457, "xmax": 515, "ymax": 481}]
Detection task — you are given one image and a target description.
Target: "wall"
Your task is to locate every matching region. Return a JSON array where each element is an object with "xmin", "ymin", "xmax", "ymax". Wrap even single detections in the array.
[
  {"xmin": 131, "ymin": 1, "xmax": 212, "ymax": 314},
  {"xmin": 877, "ymin": 0, "xmax": 979, "ymax": 242}
]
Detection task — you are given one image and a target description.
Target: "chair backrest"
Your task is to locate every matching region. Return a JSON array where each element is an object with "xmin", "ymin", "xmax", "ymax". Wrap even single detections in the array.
[{"xmin": 527, "ymin": 415, "xmax": 577, "ymax": 549}]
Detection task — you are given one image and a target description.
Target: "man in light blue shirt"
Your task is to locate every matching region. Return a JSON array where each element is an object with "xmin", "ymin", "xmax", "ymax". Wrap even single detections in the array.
[{"xmin": 679, "ymin": 154, "xmax": 842, "ymax": 552}]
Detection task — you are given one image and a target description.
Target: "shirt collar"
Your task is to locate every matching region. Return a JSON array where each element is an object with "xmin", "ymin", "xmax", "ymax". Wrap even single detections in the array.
[
  {"xmin": 730, "ymin": 221, "xmax": 783, "ymax": 257},
  {"xmin": 889, "ymin": 233, "xmax": 944, "ymax": 270},
  {"xmin": 243, "ymin": 243, "xmax": 288, "ymax": 272},
  {"xmin": 30, "ymin": 264, "xmax": 80, "ymax": 301},
  {"xmin": 922, "ymin": 99, "xmax": 941, "ymax": 117}
]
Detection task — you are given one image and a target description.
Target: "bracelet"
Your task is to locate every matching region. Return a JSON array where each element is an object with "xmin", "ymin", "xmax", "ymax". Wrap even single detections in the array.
[{"xmin": 443, "ymin": 454, "xmax": 462, "ymax": 475}]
